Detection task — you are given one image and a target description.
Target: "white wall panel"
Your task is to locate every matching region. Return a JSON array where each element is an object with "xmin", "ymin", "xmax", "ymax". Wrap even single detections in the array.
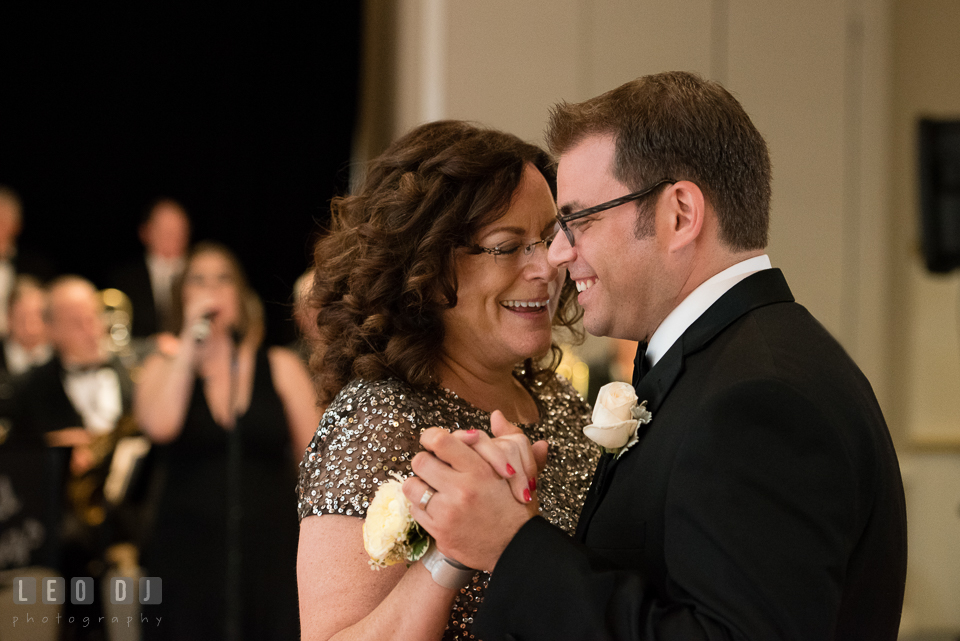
[
  {"xmin": 582, "ymin": 0, "xmax": 713, "ymax": 97},
  {"xmin": 727, "ymin": 1, "xmax": 848, "ymax": 336},
  {"xmin": 899, "ymin": 453, "xmax": 960, "ymax": 632},
  {"xmin": 893, "ymin": 0, "xmax": 960, "ymax": 450}
]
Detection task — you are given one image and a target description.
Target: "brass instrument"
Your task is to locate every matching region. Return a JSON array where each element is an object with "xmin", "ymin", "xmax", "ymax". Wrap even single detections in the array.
[
  {"xmin": 63, "ymin": 288, "xmax": 142, "ymax": 526},
  {"xmin": 101, "ymin": 288, "xmax": 134, "ymax": 363},
  {"xmin": 66, "ymin": 415, "xmax": 140, "ymax": 527}
]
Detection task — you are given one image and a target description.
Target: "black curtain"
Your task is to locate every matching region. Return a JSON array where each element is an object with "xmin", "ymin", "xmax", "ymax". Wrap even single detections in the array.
[{"xmin": 0, "ymin": 5, "xmax": 362, "ymax": 345}]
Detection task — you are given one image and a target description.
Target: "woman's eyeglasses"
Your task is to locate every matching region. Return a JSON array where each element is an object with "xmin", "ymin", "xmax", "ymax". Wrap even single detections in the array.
[{"xmin": 466, "ymin": 234, "xmax": 556, "ymax": 266}]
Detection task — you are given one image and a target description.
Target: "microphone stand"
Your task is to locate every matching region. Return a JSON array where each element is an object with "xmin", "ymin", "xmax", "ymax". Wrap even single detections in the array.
[{"xmin": 224, "ymin": 331, "xmax": 242, "ymax": 641}]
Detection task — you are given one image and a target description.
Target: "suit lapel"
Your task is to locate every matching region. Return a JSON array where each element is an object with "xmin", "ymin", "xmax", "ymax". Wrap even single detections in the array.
[
  {"xmin": 53, "ymin": 357, "xmax": 85, "ymax": 426},
  {"xmin": 575, "ymin": 452, "xmax": 613, "ymax": 541},
  {"xmin": 575, "ymin": 269, "xmax": 795, "ymax": 540},
  {"xmin": 635, "ymin": 268, "xmax": 794, "ymax": 411},
  {"xmin": 575, "ymin": 342, "xmax": 683, "ymax": 540},
  {"xmin": 681, "ymin": 268, "xmax": 794, "ymax": 355}
]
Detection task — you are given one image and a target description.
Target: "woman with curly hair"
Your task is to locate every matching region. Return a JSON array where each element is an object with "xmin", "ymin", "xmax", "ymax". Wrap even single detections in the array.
[{"xmin": 296, "ymin": 120, "xmax": 598, "ymax": 641}]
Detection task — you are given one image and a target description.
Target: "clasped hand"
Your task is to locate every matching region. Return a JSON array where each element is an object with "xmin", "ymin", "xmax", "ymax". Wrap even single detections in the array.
[{"xmin": 402, "ymin": 410, "xmax": 548, "ymax": 573}]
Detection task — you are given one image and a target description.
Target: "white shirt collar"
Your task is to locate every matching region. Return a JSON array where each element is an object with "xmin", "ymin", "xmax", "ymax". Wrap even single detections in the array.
[
  {"xmin": 646, "ymin": 254, "xmax": 772, "ymax": 368},
  {"xmin": 146, "ymin": 254, "xmax": 185, "ymax": 314},
  {"xmin": 63, "ymin": 365, "xmax": 123, "ymax": 434},
  {"xmin": 146, "ymin": 253, "xmax": 186, "ymax": 278},
  {"xmin": 4, "ymin": 340, "xmax": 52, "ymax": 375},
  {"xmin": 0, "ymin": 260, "xmax": 14, "ymax": 336}
]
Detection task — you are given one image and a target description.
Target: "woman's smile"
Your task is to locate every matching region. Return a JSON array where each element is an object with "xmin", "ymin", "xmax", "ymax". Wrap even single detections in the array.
[{"xmin": 499, "ymin": 297, "xmax": 551, "ymax": 314}]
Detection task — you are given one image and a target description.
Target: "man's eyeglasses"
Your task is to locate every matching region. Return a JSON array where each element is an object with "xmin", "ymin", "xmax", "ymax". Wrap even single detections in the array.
[
  {"xmin": 555, "ymin": 179, "xmax": 676, "ymax": 247},
  {"xmin": 466, "ymin": 234, "xmax": 555, "ymax": 266}
]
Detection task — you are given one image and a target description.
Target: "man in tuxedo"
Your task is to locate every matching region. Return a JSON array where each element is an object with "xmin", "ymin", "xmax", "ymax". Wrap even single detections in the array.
[
  {"xmin": 0, "ymin": 188, "xmax": 21, "ymax": 335},
  {"xmin": 405, "ymin": 72, "xmax": 907, "ymax": 640},
  {"xmin": 0, "ymin": 187, "xmax": 56, "ymax": 334},
  {"xmin": 15, "ymin": 275, "xmax": 134, "ymax": 497},
  {"xmin": 0, "ymin": 277, "xmax": 52, "ymax": 441},
  {"xmin": 1, "ymin": 276, "xmax": 52, "ymax": 377},
  {"xmin": 13, "ymin": 276, "xmax": 135, "ymax": 638},
  {"xmin": 110, "ymin": 198, "xmax": 191, "ymax": 338}
]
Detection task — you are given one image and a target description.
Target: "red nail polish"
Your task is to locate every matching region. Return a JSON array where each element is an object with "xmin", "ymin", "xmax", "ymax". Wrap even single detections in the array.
[
  {"xmin": 523, "ymin": 488, "xmax": 532, "ymax": 502},
  {"xmin": 529, "ymin": 477, "xmax": 537, "ymax": 491},
  {"xmin": 506, "ymin": 463, "xmax": 516, "ymax": 476}
]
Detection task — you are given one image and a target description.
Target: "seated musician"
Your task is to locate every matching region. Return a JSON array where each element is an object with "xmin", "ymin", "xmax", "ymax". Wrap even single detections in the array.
[{"xmin": 12, "ymin": 275, "xmax": 137, "ymax": 640}]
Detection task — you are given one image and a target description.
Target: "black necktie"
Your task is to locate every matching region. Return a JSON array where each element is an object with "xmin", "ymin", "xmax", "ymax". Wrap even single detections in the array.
[{"xmin": 65, "ymin": 362, "xmax": 109, "ymax": 375}]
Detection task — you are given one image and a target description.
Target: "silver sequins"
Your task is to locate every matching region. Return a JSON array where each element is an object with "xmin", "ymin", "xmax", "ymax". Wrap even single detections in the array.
[{"xmin": 296, "ymin": 373, "xmax": 596, "ymax": 640}]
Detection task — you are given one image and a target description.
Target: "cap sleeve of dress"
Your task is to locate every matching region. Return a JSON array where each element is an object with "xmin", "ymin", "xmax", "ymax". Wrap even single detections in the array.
[{"xmin": 297, "ymin": 379, "xmax": 423, "ymax": 521}]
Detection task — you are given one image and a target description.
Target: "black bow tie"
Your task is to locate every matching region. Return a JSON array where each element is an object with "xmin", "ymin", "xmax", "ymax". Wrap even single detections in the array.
[
  {"xmin": 65, "ymin": 363, "xmax": 110, "ymax": 375},
  {"xmin": 633, "ymin": 341, "xmax": 651, "ymax": 385}
]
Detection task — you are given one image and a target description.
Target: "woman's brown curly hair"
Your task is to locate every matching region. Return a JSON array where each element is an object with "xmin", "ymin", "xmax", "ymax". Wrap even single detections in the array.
[{"xmin": 310, "ymin": 120, "xmax": 582, "ymax": 405}]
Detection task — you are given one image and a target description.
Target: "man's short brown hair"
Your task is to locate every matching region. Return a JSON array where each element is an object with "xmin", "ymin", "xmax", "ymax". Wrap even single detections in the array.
[{"xmin": 546, "ymin": 71, "xmax": 771, "ymax": 250}]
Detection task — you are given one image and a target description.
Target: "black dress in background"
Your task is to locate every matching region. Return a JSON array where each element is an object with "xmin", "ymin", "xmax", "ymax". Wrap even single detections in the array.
[{"xmin": 142, "ymin": 348, "xmax": 300, "ymax": 640}]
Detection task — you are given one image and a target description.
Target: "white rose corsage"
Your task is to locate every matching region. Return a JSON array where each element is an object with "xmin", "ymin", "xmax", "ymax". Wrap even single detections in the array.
[
  {"xmin": 583, "ymin": 381, "xmax": 653, "ymax": 459},
  {"xmin": 363, "ymin": 472, "xmax": 431, "ymax": 569}
]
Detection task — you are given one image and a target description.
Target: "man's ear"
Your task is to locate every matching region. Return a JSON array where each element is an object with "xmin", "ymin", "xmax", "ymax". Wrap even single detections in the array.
[
  {"xmin": 138, "ymin": 222, "xmax": 151, "ymax": 247},
  {"xmin": 660, "ymin": 180, "xmax": 705, "ymax": 252}
]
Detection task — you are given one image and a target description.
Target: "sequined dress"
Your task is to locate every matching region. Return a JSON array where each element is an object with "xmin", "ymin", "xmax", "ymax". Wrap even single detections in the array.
[{"xmin": 297, "ymin": 371, "xmax": 597, "ymax": 640}]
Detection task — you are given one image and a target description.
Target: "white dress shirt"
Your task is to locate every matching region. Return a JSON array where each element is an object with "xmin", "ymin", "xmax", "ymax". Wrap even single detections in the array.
[
  {"xmin": 3, "ymin": 339, "xmax": 52, "ymax": 375},
  {"xmin": 146, "ymin": 254, "xmax": 185, "ymax": 322},
  {"xmin": 0, "ymin": 258, "xmax": 14, "ymax": 336},
  {"xmin": 63, "ymin": 366, "xmax": 123, "ymax": 435},
  {"xmin": 646, "ymin": 255, "xmax": 772, "ymax": 368}
]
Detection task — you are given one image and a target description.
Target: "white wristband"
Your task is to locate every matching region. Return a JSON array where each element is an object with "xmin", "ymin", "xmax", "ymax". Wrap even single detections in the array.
[{"xmin": 421, "ymin": 541, "xmax": 475, "ymax": 590}]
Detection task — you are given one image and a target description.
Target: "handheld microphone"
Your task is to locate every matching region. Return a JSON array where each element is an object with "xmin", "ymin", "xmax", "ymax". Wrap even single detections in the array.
[{"xmin": 191, "ymin": 311, "xmax": 217, "ymax": 343}]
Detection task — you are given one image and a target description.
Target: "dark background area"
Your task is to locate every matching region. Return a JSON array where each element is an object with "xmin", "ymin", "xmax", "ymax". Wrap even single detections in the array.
[{"xmin": 0, "ymin": 5, "xmax": 362, "ymax": 345}]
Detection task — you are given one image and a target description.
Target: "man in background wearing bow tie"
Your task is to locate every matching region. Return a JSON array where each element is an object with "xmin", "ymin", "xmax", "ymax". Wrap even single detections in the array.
[
  {"xmin": 16, "ymin": 276, "xmax": 132, "ymax": 458},
  {"xmin": 13, "ymin": 276, "xmax": 135, "ymax": 639},
  {"xmin": 405, "ymin": 72, "xmax": 907, "ymax": 640}
]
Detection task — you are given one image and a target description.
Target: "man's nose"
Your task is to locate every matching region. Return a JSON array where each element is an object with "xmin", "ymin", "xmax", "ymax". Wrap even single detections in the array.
[{"xmin": 547, "ymin": 229, "xmax": 575, "ymax": 269}]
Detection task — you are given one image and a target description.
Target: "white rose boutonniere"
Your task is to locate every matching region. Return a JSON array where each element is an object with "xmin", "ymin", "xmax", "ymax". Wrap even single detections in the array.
[
  {"xmin": 583, "ymin": 381, "xmax": 653, "ymax": 459},
  {"xmin": 363, "ymin": 472, "xmax": 431, "ymax": 569}
]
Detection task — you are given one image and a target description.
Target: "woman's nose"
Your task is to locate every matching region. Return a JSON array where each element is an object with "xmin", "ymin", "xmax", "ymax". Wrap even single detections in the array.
[{"xmin": 525, "ymin": 242, "xmax": 559, "ymax": 281}]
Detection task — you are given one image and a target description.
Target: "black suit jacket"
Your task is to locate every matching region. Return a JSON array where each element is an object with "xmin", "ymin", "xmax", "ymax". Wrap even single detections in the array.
[
  {"xmin": 109, "ymin": 257, "xmax": 162, "ymax": 338},
  {"xmin": 476, "ymin": 270, "xmax": 907, "ymax": 641},
  {"xmin": 13, "ymin": 355, "xmax": 133, "ymax": 436}
]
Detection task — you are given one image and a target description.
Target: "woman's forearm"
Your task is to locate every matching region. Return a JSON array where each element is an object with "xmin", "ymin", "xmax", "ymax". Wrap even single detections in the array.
[
  {"xmin": 134, "ymin": 338, "xmax": 197, "ymax": 443},
  {"xmin": 298, "ymin": 515, "xmax": 458, "ymax": 641},
  {"xmin": 324, "ymin": 563, "xmax": 456, "ymax": 641}
]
